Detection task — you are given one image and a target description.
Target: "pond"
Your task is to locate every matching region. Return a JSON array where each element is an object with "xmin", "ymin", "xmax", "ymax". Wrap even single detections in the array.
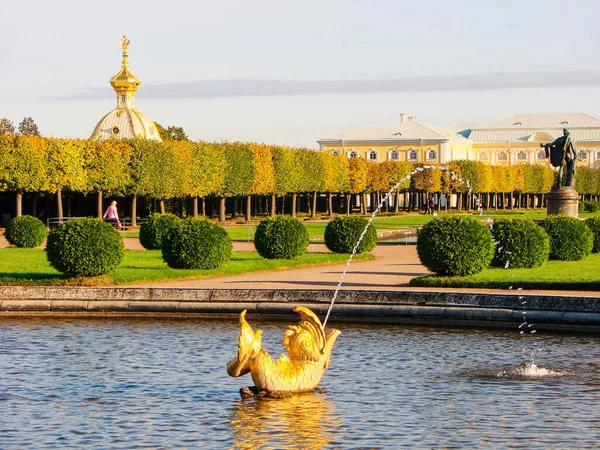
[{"xmin": 1, "ymin": 317, "xmax": 599, "ymax": 448}]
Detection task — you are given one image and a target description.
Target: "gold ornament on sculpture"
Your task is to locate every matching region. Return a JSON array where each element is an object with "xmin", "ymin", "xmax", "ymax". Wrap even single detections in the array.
[{"xmin": 227, "ymin": 306, "xmax": 340, "ymax": 398}]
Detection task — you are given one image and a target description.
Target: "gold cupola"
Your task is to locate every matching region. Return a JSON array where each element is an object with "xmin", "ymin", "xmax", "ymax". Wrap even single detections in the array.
[
  {"xmin": 90, "ymin": 35, "xmax": 161, "ymax": 141},
  {"xmin": 110, "ymin": 35, "xmax": 141, "ymax": 108}
]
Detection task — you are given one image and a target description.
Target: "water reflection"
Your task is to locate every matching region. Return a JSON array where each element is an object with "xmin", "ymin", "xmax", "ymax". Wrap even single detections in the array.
[{"xmin": 231, "ymin": 393, "xmax": 340, "ymax": 449}]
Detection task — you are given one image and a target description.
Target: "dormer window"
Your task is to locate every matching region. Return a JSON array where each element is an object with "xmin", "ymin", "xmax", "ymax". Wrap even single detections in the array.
[
  {"xmin": 393, "ymin": 132, "xmax": 402, "ymax": 136},
  {"xmin": 560, "ymin": 120, "xmax": 569, "ymax": 125},
  {"xmin": 513, "ymin": 121, "xmax": 523, "ymax": 126}
]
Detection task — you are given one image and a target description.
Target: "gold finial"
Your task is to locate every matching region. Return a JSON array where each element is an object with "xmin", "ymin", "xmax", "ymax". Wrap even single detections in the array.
[{"xmin": 118, "ymin": 35, "xmax": 130, "ymax": 59}]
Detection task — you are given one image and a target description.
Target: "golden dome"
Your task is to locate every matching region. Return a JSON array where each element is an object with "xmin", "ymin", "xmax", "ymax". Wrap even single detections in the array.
[{"xmin": 109, "ymin": 35, "xmax": 141, "ymax": 93}]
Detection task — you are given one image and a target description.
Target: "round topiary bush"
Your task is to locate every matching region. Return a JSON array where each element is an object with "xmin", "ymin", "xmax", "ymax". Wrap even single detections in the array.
[
  {"xmin": 539, "ymin": 215, "xmax": 593, "ymax": 261},
  {"xmin": 5, "ymin": 215, "xmax": 47, "ymax": 248},
  {"xmin": 46, "ymin": 218, "xmax": 124, "ymax": 276},
  {"xmin": 324, "ymin": 216, "xmax": 377, "ymax": 254},
  {"xmin": 585, "ymin": 217, "xmax": 600, "ymax": 253},
  {"xmin": 417, "ymin": 216, "xmax": 494, "ymax": 276},
  {"xmin": 139, "ymin": 213, "xmax": 180, "ymax": 250},
  {"xmin": 161, "ymin": 218, "xmax": 232, "ymax": 269},
  {"xmin": 254, "ymin": 216, "xmax": 309, "ymax": 259},
  {"xmin": 578, "ymin": 201, "xmax": 586, "ymax": 213},
  {"xmin": 588, "ymin": 202, "xmax": 599, "ymax": 213},
  {"xmin": 491, "ymin": 219, "xmax": 550, "ymax": 269}
]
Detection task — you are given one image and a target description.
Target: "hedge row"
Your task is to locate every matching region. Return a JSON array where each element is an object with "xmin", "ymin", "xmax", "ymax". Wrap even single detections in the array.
[
  {"xmin": 6, "ymin": 135, "xmax": 600, "ymax": 218},
  {"xmin": 417, "ymin": 215, "xmax": 597, "ymax": 276}
]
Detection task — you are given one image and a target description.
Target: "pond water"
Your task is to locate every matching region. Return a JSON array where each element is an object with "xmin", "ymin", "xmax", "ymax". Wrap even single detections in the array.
[{"xmin": 1, "ymin": 317, "xmax": 599, "ymax": 449}]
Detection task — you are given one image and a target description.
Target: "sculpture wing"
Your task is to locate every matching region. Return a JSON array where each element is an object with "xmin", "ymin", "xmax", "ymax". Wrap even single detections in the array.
[{"xmin": 282, "ymin": 306, "xmax": 327, "ymax": 362}]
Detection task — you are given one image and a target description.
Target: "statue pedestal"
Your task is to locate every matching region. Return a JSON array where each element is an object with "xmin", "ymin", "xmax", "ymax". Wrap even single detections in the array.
[{"xmin": 546, "ymin": 186, "xmax": 579, "ymax": 218}]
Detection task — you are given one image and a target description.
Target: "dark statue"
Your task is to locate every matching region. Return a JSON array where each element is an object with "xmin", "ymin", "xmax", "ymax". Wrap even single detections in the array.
[{"xmin": 540, "ymin": 128, "xmax": 577, "ymax": 187}]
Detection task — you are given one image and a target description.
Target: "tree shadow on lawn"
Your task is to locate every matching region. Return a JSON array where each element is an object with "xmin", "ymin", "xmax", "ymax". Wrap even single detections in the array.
[{"xmin": 0, "ymin": 272, "xmax": 70, "ymax": 283}]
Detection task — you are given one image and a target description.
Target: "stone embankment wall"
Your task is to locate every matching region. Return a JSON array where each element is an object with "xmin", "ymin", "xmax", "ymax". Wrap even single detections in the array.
[{"xmin": 1, "ymin": 287, "xmax": 599, "ymax": 333}]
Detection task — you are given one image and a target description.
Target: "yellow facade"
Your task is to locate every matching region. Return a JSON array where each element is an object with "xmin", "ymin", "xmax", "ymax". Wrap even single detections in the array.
[
  {"xmin": 318, "ymin": 113, "xmax": 600, "ymax": 168},
  {"xmin": 324, "ymin": 142, "xmax": 442, "ymax": 163}
]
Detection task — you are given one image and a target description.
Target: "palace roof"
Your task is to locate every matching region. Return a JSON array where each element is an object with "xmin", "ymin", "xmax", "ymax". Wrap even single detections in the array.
[{"xmin": 318, "ymin": 117, "xmax": 471, "ymax": 144}]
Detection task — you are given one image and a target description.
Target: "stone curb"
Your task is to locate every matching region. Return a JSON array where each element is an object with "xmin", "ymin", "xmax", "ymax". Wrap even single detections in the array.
[{"xmin": 1, "ymin": 286, "xmax": 599, "ymax": 332}]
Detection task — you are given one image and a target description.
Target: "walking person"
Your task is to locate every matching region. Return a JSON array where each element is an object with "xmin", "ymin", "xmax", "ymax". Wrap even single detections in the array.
[
  {"xmin": 427, "ymin": 195, "xmax": 435, "ymax": 214},
  {"xmin": 103, "ymin": 200, "xmax": 121, "ymax": 229}
]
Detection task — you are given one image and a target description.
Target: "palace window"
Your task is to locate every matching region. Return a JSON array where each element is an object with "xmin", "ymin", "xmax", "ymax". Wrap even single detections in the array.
[
  {"xmin": 537, "ymin": 150, "xmax": 546, "ymax": 160},
  {"xmin": 331, "ymin": 149, "xmax": 340, "ymax": 156},
  {"xmin": 367, "ymin": 149, "xmax": 378, "ymax": 162},
  {"xmin": 388, "ymin": 149, "xmax": 399, "ymax": 160},
  {"xmin": 348, "ymin": 149, "xmax": 358, "ymax": 158},
  {"xmin": 517, "ymin": 151, "xmax": 527, "ymax": 161},
  {"xmin": 408, "ymin": 148, "xmax": 418, "ymax": 161},
  {"xmin": 596, "ymin": 150, "xmax": 600, "ymax": 160},
  {"xmin": 427, "ymin": 148, "xmax": 437, "ymax": 160},
  {"xmin": 478, "ymin": 152, "xmax": 489, "ymax": 161},
  {"xmin": 497, "ymin": 151, "xmax": 508, "ymax": 161},
  {"xmin": 319, "ymin": 143, "xmax": 326, "ymax": 150},
  {"xmin": 578, "ymin": 150, "xmax": 587, "ymax": 160}
]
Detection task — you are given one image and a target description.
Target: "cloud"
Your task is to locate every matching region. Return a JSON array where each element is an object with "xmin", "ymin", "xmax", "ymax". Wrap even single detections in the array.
[{"xmin": 67, "ymin": 70, "xmax": 600, "ymax": 100}]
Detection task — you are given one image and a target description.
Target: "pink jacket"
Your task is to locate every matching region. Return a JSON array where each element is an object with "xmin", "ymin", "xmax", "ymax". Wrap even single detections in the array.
[{"xmin": 103, "ymin": 205, "xmax": 119, "ymax": 220}]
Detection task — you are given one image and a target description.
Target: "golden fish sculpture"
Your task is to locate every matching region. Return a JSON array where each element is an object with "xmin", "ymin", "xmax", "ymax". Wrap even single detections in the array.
[{"xmin": 227, "ymin": 306, "xmax": 341, "ymax": 398}]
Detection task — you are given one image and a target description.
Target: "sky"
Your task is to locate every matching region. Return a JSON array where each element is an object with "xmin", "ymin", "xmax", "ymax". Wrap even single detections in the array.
[{"xmin": 1, "ymin": 0, "xmax": 600, "ymax": 147}]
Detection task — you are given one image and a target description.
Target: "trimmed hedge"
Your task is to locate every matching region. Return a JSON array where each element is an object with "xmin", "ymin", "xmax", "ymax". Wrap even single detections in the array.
[
  {"xmin": 581, "ymin": 201, "xmax": 600, "ymax": 213},
  {"xmin": 539, "ymin": 215, "xmax": 593, "ymax": 260},
  {"xmin": 417, "ymin": 216, "xmax": 494, "ymax": 276},
  {"xmin": 161, "ymin": 218, "xmax": 232, "ymax": 269},
  {"xmin": 5, "ymin": 215, "xmax": 47, "ymax": 248},
  {"xmin": 139, "ymin": 213, "xmax": 180, "ymax": 250},
  {"xmin": 491, "ymin": 219, "xmax": 549, "ymax": 268},
  {"xmin": 585, "ymin": 217, "xmax": 600, "ymax": 253},
  {"xmin": 324, "ymin": 216, "xmax": 377, "ymax": 253},
  {"xmin": 46, "ymin": 218, "xmax": 124, "ymax": 276},
  {"xmin": 254, "ymin": 216, "xmax": 309, "ymax": 259}
]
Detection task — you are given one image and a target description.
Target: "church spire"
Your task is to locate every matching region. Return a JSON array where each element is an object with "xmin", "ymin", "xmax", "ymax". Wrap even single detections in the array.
[{"xmin": 109, "ymin": 35, "xmax": 141, "ymax": 108}]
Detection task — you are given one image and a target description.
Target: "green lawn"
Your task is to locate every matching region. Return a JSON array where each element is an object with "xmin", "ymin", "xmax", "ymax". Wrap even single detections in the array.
[
  {"xmin": 0, "ymin": 248, "xmax": 373, "ymax": 286},
  {"xmin": 410, "ymin": 252, "xmax": 600, "ymax": 291}
]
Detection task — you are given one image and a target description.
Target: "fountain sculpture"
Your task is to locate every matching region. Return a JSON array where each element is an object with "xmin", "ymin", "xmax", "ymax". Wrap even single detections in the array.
[
  {"xmin": 227, "ymin": 165, "xmax": 466, "ymax": 396},
  {"xmin": 227, "ymin": 307, "xmax": 341, "ymax": 398}
]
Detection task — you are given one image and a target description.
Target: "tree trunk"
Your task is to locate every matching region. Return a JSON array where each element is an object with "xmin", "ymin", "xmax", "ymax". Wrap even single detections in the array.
[
  {"xmin": 327, "ymin": 193, "xmax": 333, "ymax": 217},
  {"xmin": 219, "ymin": 197, "xmax": 226, "ymax": 222},
  {"xmin": 31, "ymin": 195, "xmax": 37, "ymax": 218},
  {"xmin": 232, "ymin": 196, "xmax": 238, "ymax": 219},
  {"xmin": 246, "ymin": 195, "xmax": 252, "ymax": 222},
  {"xmin": 15, "ymin": 191, "xmax": 22, "ymax": 217},
  {"xmin": 131, "ymin": 195, "xmax": 137, "ymax": 227},
  {"xmin": 95, "ymin": 191, "xmax": 103, "ymax": 218},
  {"xmin": 66, "ymin": 194, "xmax": 72, "ymax": 217},
  {"xmin": 311, "ymin": 192, "xmax": 317, "ymax": 218},
  {"xmin": 281, "ymin": 195, "xmax": 286, "ymax": 215},
  {"xmin": 193, "ymin": 197, "xmax": 199, "ymax": 217},
  {"xmin": 159, "ymin": 200, "xmax": 166, "ymax": 214},
  {"xmin": 291, "ymin": 193, "xmax": 297, "ymax": 218},
  {"xmin": 395, "ymin": 192, "xmax": 400, "ymax": 213},
  {"xmin": 346, "ymin": 194, "xmax": 351, "ymax": 215},
  {"xmin": 202, "ymin": 197, "xmax": 206, "ymax": 217},
  {"xmin": 270, "ymin": 194, "xmax": 276, "ymax": 217}
]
